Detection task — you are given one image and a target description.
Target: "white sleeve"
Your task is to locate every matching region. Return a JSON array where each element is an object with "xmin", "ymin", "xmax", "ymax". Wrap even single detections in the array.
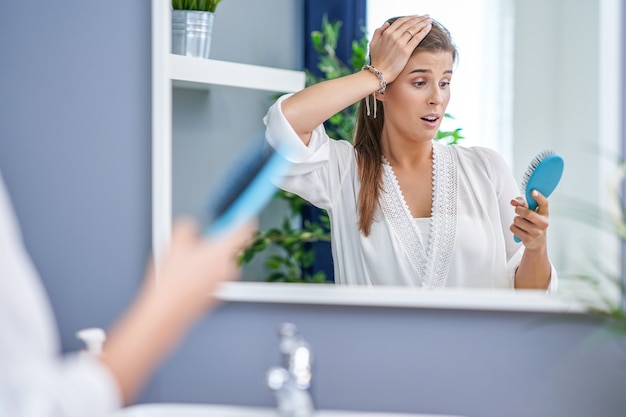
[
  {"xmin": 263, "ymin": 94, "xmax": 355, "ymax": 210},
  {"xmin": 1, "ymin": 356, "xmax": 122, "ymax": 417},
  {"xmin": 0, "ymin": 171, "xmax": 122, "ymax": 417}
]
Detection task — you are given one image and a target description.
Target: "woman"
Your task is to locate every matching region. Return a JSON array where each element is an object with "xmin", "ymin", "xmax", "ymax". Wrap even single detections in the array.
[{"xmin": 264, "ymin": 15, "xmax": 556, "ymax": 290}]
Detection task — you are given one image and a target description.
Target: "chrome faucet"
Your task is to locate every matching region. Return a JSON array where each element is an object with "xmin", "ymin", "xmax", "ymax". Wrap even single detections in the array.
[{"xmin": 266, "ymin": 323, "xmax": 315, "ymax": 417}]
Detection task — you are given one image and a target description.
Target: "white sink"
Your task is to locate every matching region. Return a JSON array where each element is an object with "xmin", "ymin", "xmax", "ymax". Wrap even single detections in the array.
[{"xmin": 110, "ymin": 403, "xmax": 466, "ymax": 417}]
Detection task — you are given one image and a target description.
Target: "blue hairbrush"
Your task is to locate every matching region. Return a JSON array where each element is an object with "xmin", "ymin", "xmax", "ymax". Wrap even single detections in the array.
[
  {"xmin": 203, "ymin": 134, "xmax": 291, "ymax": 238},
  {"xmin": 513, "ymin": 149, "xmax": 564, "ymax": 242}
]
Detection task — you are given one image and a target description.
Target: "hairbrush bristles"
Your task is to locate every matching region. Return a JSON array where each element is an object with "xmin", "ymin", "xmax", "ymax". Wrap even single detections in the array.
[{"xmin": 520, "ymin": 149, "xmax": 555, "ymax": 192}]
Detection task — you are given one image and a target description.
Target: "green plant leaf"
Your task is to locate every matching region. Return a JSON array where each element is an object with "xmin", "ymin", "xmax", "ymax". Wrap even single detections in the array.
[
  {"xmin": 267, "ymin": 272, "xmax": 287, "ymax": 282},
  {"xmin": 172, "ymin": 0, "xmax": 221, "ymax": 12},
  {"xmin": 311, "ymin": 31, "xmax": 324, "ymax": 52}
]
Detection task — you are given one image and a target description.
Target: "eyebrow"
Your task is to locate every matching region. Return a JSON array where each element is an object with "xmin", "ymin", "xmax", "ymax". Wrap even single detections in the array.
[{"xmin": 409, "ymin": 69, "xmax": 454, "ymax": 75}]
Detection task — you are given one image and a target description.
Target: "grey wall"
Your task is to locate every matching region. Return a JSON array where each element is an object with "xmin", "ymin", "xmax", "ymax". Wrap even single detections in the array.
[
  {"xmin": 158, "ymin": 303, "xmax": 626, "ymax": 417},
  {"xmin": 1, "ymin": 2, "xmax": 626, "ymax": 417},
  {"xmin": 0, "ymin": 0, "xmax": 151, "ymax": 350}
]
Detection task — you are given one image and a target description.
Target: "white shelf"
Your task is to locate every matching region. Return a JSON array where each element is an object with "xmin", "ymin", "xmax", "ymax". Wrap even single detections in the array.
[
  {"xmin": 170, "ymin": 54, "xmax": 305, "ymax": 93},
  {"xmin": 217, "ymin": 282, "xmax": 586, "ymax": 313},
  {"xmin": 152, "ymin": 0, "xmax": 307, "ymax": 261}
]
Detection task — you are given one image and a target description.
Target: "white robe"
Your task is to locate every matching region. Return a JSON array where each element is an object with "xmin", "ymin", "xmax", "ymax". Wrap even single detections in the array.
[
  {"xmin": 264, "ymin": 94, "xmax": 558, "ymax": 290},
  {"xmin": 0, "ymin": 171, "xmax": 121, "ymax": 417}
]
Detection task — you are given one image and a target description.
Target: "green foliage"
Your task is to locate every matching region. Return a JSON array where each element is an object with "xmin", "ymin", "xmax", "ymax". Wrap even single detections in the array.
[
  {"xmin": 567, "ymin": 163, "xmax": 626, "ymax": 333},
  {"xmin": 172, "ymin": 0, "xmax": 222, "ymax": 13},
  {"xmin": 238, "ymin": 190, "xmax": 330, "ymax": 283},
  {"xmin": 306, "ymin": 16, "xmax": 369, "ymax": 142},
  {"xmin": 239, "ymin": 16, "xmax": 463, "ymax": 283},
  {"xmin": 545, "ymin": 161, "xmax": 626, "ymax": 357},
  {"xmin": 436, "ymin": 114, "xmax": 465, "ymax": 145}
]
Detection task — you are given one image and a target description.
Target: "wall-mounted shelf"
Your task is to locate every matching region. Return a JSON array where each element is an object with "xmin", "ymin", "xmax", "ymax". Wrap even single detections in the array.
[
  {"xmin": 170, "ymin": 54, "xmax": 305, "ymax": 92},
  {"xmin": 151, "ymin": 0, "xmax": 306, "ymax": 260}
]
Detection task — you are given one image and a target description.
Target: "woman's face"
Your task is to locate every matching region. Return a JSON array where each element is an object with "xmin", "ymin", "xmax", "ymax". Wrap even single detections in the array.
[{"xmin": 378, "ymin": 50, "xmax": 454, "ymax": 142}]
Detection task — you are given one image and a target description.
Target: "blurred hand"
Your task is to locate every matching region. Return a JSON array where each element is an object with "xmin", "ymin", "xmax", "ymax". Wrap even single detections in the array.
[
  {"xmin": 144, "ymin": 218, "xmax": 257, "ymax": 320},
  {"xmin": 99, "ymin": 218, "xmax": 256, "ymax": 405}
]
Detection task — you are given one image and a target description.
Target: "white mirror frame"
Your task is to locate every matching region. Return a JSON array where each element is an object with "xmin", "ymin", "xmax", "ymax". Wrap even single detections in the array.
[{"xmin": 151, "ymin": 0, "xmax": 621, "ymax": 313}]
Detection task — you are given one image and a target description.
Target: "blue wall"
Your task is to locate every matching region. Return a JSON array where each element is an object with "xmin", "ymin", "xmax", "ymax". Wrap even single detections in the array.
[{"xmin": 1, "ymin": 2, "xmax": 626, "ymax": 417}]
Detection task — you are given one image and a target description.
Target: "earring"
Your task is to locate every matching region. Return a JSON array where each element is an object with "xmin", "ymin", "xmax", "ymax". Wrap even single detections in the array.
[{"xmin": 365, "ymin": 93, "xmax": 378, "ymax": 118}]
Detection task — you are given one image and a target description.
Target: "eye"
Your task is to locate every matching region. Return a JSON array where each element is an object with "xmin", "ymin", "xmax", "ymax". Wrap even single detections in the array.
[
  {"xmin": 439, "ymin": 81, "xmax": 451, "ymax": 88},
  {"xmin": 413, "ymin": 81, "xmax": 427, "ymax": 87}
]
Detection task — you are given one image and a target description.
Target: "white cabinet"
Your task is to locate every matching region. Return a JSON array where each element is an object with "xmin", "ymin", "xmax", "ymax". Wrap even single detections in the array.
[{"xmin": 151, "ymin": 0, "xmax": 305, "ymax": 257}]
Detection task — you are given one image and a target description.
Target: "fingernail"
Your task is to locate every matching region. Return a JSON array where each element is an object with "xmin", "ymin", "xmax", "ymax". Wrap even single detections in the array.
[{"xmin": 531, "ymin": 190, "xmax": 539, "ymax": 197}]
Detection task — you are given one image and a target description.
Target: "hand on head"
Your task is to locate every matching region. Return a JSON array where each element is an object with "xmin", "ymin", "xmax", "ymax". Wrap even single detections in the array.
[
  {"xmin": 369, "ymin": 15, "xmax": 433, "ymax": 84},
  {"xmin": 510, "ymin": 190, "xmax": 549, "ymax": 250}
]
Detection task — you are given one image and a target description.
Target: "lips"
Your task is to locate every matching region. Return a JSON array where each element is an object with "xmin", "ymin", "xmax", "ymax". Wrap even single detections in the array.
[
  {"xmin": 421, "ymin": 114, "xmax": 439, "ymax": 122},
  {"xmin": 420, "ymin": 114, "xmax": 440, "ymax": 129}
]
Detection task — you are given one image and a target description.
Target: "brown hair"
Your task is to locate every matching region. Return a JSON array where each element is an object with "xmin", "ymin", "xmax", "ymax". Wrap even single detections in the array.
[{"xmin": 353, "ymin": 18, "xmax": 457, "ymax": 236}]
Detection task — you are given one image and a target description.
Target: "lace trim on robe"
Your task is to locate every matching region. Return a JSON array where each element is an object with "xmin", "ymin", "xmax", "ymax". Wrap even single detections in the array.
[
  {"xmin": 380, "ymin": 141, "xmax": 457, "ymax": 288},
  {"xmin": 428, "ymin": 141, "xmax": 458, "ymax": 288}
]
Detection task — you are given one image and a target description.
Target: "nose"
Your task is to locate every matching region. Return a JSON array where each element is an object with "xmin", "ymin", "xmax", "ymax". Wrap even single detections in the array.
[{"xmin": 428, "ymin": 85, "xmax": 443, "ymax": 105}]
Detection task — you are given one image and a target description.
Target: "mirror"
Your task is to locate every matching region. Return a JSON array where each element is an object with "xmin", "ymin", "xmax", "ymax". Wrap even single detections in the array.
[
  {"xmin": 163, "ymin": 0, "xmax": 623, "ymax": 309},
  {"xmin": 365, "ymin": 0, "xmax": 623, "ymax": 295}
]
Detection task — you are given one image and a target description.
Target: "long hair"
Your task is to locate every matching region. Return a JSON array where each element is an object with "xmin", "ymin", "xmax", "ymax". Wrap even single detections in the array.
[{"xmin": 353, "ymin": 18, "xmax": 457, "ymax": 236}]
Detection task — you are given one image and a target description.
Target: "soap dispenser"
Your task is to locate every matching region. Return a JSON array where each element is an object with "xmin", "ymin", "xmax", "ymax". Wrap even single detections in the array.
[{"xmin": 75, "ymin": 327, "xmax": 106, "ymax": 359}]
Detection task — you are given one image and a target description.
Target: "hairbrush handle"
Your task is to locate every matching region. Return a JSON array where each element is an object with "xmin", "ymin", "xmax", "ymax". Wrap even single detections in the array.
[{"xmin": 203, "ymin": 136, "xmax": 292, "ymax": 238}]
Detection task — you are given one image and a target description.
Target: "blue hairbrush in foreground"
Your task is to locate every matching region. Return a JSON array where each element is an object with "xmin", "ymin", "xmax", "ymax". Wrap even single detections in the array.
[
  {"xmin": 203, "ymin": 135, "xmax": 291, "ymax": 238},
  {"xmin": 513, "ymin": 150, "xmax": 564, "ymax": 243}
]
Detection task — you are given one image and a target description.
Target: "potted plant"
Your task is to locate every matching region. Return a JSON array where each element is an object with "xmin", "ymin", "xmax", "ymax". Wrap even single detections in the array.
[{"xmin": 171, "ymin": 0, "xmax": 223, "ymax": 59}]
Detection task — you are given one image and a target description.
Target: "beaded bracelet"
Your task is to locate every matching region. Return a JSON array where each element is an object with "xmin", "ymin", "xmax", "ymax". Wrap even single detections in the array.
[
  {"xmin": 362, "ymin": 64, "xmax": 387, "ymax": 93},
  {"xmin": 362, "ymin": 65, "xmax": 386, "ymax": 118}
]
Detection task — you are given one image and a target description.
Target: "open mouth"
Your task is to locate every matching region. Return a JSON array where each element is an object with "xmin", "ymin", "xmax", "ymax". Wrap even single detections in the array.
[{"xmin": 421, "ymin": 115, "xmax": 439, "ymax": 122}]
